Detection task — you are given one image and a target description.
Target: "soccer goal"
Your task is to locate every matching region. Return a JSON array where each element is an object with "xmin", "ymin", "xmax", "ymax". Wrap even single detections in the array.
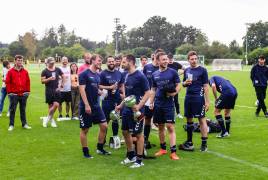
[
  {"xmin": 173, "ymin": 55, "xmax": 205, "ymax": 67},
  {"xmin": 212, "ymin": 59, "xmax": 242, "ymax": 71},
  {"xmin": 135, "ymin": 58, "xmax": 152, "ymax": 67},
  {"xmin": 77, "ymin": 59, "xmax": 85, "ymax": 66}
]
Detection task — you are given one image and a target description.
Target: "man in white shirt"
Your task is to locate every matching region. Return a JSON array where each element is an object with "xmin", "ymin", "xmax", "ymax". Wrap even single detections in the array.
[
  {"xmin": 38, "ymin": 59, "xmax": 41, "ymax": 67},
  {"xmin": 58, "ymin": 57, "xmax": 71, "ymax": 118},
  {"xmin": 136, "ymin": 55, "xmax": 148, "ymax": 73},
  {"xmin": 45, "ymin": 58, "xmax": 48, "ymax": 67}
]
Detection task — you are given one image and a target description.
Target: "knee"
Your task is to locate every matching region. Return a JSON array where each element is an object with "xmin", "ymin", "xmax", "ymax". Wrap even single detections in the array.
[
  {"xmin": 158, "ymin": 124, "xmax": 165, "ymax": 131},
  {"xmin": 101, "ymin": 124, "xmax": 108, "ymax": 131},
  {"xmin": 199, "ymin": 118, "xmax": 206, "ymax": 126},
  {"xmin": 167, "ymin": 125, "xmax": 175, "ymax": 133},
  {"xmin": 54, "ymin": 103, "xmax": 59, "ymax": 108},
  {"xmin": 213, "ymin": 108, "xmax": 221, "ymax": 115},
  {"xmin": 81, "ymin": 128, "xmax": 89, "ymax": 134}
]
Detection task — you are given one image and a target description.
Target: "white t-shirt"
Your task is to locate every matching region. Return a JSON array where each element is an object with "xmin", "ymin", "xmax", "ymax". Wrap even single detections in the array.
[
  {"xmin": 114, "ymin": 67, "xmax": 124, "ymax": 72},
  {"xmin": 136, "ymin": 66, "xmax": 144, "ymax": 72},
  {"xmin": 38, "ymin": 59, "xmax": 41, "ymax": 64},
  {"xmin": 45, "ymin": 59, "xmax": 47, "ymax": 63},
  {"xmin": 58, "ymin": 67, "xmax": 71, "ymax": 92},
  {"xmin": 2, "ymin": 68, "xmax": 10, "ymax": 87}
]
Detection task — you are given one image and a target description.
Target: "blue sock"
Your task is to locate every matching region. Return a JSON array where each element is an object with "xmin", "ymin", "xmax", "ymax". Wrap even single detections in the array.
[
  {"xmin": 225, "ymin": 117, "xmax": 231, "ymax": 133},
  {"xmin": 128, "ymin": 149, "xmax": 135, "ymax": 160},
  {"xmin": 160, "ymin": 142, "xmax": 167, "ymax": 150},
  {"xmin": 97, "ymin": 143, "xmax": 103, "ymax": 151},
  {"xmin": 112, "ymin": 121, "xmax": 119, "ymax": 136},
  {"xmin": 170, "ymin": 145, "xmax": 176, "ymax": 153},
  {"xmin": 201, "ymin": 137, "xmax": 208, "ymax": 145},
  {"xmin": 82, "ymin": 147, "xmax": 92, "ymax": 158},
  {"xmin": 216, "ymin": 115, "xmax": 227, "ymax": 134},
  {"xmin": 144, "ymin": 125, "xmax": 151, "ymax": 140},
  {"xmin": 187, "ymin": 122, "xmax": 194, "ymax": 143},
  {"xmin": 136, "ymin": 155, "xmax": 143, "ymax": 164}
]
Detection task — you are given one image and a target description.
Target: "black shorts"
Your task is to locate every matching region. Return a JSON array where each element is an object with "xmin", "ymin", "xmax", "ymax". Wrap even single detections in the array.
[
  {"xmin": 46, "ymin": 93, "xmax": 61, "ymax": 105},
  {"xmin": 215, "ymin": 93, "xmax": 237, "ymax": 109},
  {"xmin": 60, "ymin": 91, "xmax": 72, "ymax": 103}
]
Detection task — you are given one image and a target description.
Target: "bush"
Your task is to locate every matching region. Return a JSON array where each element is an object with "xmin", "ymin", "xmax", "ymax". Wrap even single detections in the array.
[{"xmin": 204, "ymin": 59, "xmax": 214, "ymax": 65}]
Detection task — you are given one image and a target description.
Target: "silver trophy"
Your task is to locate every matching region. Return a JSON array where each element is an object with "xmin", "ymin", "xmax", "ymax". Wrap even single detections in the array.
[
  {"xmin": 124, "ymin": 95, "xmax": 145, "ymax": 122},
  {"xmin": 109, "ymin": 110, "xmax": 120, "ymax": 121}
]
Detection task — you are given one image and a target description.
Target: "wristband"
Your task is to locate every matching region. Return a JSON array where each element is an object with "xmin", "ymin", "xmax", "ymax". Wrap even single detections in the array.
[{"xmin": 60, "ymin": 85, "xmax": 63, "ymax": 88}]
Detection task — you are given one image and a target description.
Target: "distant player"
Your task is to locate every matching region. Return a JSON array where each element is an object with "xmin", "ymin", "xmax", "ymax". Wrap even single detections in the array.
[
  {"xmin": 114, "ymin": 57, "xmax": 124, "ymax": 72},
  {"xmin": 150, "ymin": 52, "xmax": 181, "ymax": 160},
  {"xmin": 250, "ymin": 55, "xmax": 268, "ymax": 117},
  {"xmin": 99, "ymin": 56, "xmax": 125, "ymax": 144},
  {"xmin": 209, "ymin": 76, "xmax": 238, "ymax": 137},
  {"xmin": 38, "ymin": 59, "xmax": 41, "ymax": 67},
  {"xmin": 178, "ymin": 51, "xmax": 210, "ymax": 151},
  {"xmin": 136, "ymin": 56, "xmax": 148, "ymax": 73},
  {"xmin": 79, "ymin": 54, "xmax": 111, "ymax": 158},
  {"xmin": 45, "ymin": 58, "xmax": 48, "ymax": 67},
  {"xmin": 115, "ymin": 54, "xmax": 150, "ymax": 168}
]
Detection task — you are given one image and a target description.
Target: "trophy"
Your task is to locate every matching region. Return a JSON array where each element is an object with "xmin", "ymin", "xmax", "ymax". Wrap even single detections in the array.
[
  {"xmin": 124, "ymin": 95, "xmax": 145, "ymax": 122},
  {"xmin": 109, "ymin": 110, "xmax": 120, "ymax": 121}
]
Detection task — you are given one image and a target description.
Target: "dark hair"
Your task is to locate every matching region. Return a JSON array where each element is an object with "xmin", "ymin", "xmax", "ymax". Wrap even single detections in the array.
[
  {"xmin": 15, "ymin": 55, "xmax": 23, "ymax": 61},
  {"xmin": 151, "ymin": 52, "xmax": 155, "ymax": 55},
  {"xmin": 140, "ymin": 55, "xmax": 148, "ymax": 60},
  {"xmin": 118, "ymin": 53, "xmax": 124, "ymax": 60},
  {"xmin": 106, "ymin": 56, "xmax": 114, "ymax": 62},
  {"xmin": 70, "ymin": 63, "xmax": 78, "ymax": 74},
  {"xmin": 187, "ymin": 51, "xmax": 198, "ymax": 60},
  {"xmin": 3, "ymin": 60, "xmax": 10, "ymax": 68},
  {"xmin": 125, "ymin": 54, "xmax": 136, "ymax": 65},
  {"xmin": 115, "ymin": 57, "xmax": 120, "ymax": 61},
  {"xmin": 154, "ymin": 49, "xmax": 165, "ymax": 55},
  {"xmin": 259, "ymin": 55, "xmax": 265, "ymax": 59},
  {"xmin": 90, "ymin": 54, "xmax": 103, "ymax": 65},
  {"xmin": 156, "ymin": 52, "xmax": 167, "ymax": 60}
]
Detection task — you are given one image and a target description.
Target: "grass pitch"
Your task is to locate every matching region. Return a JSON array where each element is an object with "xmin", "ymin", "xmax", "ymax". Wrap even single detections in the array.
[{"xmin": 0, "ymin": 65, "xmax": 267, "ymax": 179}]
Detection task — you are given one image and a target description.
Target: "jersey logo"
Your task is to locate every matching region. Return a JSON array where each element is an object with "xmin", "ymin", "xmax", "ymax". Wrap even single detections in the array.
[
  {"xmin": 106, "ymin": 76, "xmax": 111, "ymax": 78},
  {"xmin": 90, "ymin": 77, "xmax": 94, "ymax": 79},
  {"xmin": 147, "ymin": 70, "xmax": 151, "ymax": 72},
  {"xmin": 155, "ymin": 76, "xmax": 160, "ymax": 79},
  {"xmin": 219, "ymin": 85, "xmax": 222, "ymax": 92},
  {"xmin": 135, "ymin": 122, "xmax": 140, "ymax": 131},
  {"xmin": 200, "ymin": 87, "xmax": 204, "ymax": 97}
]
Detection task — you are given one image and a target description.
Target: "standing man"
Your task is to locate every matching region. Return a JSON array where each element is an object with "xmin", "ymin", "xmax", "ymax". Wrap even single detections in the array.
[
  {"xmin": 136, "ymin": 55, "xmax": 148, "ymax": 73},
  {"xmin": 150, "ymin": 52, "xmax": 181, "ymax": 160},
  {"xmin": 209, "ymin": 76, "xmax": 238, "ymax": 137},
  {"xmin": 38, "ymin": 59, "xmax": 41, "ymax": 67},
  {"xmin": 41, "ymin": 57, "xmax": 66, "ymax": 128},
  {"xmin": 79, "ymin": 54, "xmax": 111, "ymax": 158},
  {"xmin": 78, "ymin": 53, "xmax": 91, "ymax": 75},
  {"xmin": 99, "ymin": 56, "xmax": 125, "ymax": 144},
  {"xmin": 250, "ymin": 55, "xmax": 268, "ymax": 117},
  {"xmin": 151, "ymin": 52, "xmax": 155, "ymax": 61},
  {"xmin": 114, "ymin": 57, "xmax": 124, "ymax": 72},
  {"xmin": 167, "ymin": 53, "xmax": 186, "ymax": 118},
  {"xmin": 45, "ymin": 58, "xmax": 48, "ymax": 67},
  {"xmin": 143, "ymin": 49, "xmax": 165, "ymax": 146},
  {"xmin": 115, "ymin": 54, "xmax": 150, "ymax": 168},
  {"xmin": 58, "ymin": 57, "xmax": 71, "ymax": 118},
  {"xmin": 6, "ymin": 55, "xmax": 31, "ymax": 131},
  {"xmin": 178, "ymin": 51, "xmax": 210, "ymax": 151}
]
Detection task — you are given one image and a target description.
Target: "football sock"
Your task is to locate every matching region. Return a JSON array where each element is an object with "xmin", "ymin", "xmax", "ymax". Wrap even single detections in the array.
[
  {"xmin": 82, "ymin": 147, "xmax": 92, "ymax": 158},
  {"xmin": 201, "ymin": 137, "xmax": 208, "ymax": 145},
  {"xmin": 47, "ymin": 115, "xmax": 51, "ymax": 120},
  {"xmin": 216, "ymin": 115, "xmax": 227, "ymax": 134},
  {"xmin": 112, "ymin": 121, "xmax": 119, "ymax": 136},
  {"xmin": 97, "ymin": 143, "xmax": 104, "ymax": 150},
  {"xmin": 128, "ymin": 149, "xmax": 135, "ymax": 160},
  {"xmin": 170, "ymin": 145, "xmax": 176, "ymax": 153},
  {"xmin": 136, "ymin": 155, "xmax": 143, "ymax": 164},
  {"xmin": 144, "ymin": 125, "xmax": 151, "ymax": 140},
  {"xmin": 187, "ymin": 122, "xmax": 194, "ymax": 143},
  {"xmin": 225, "ymin": 116, "xmax": 231, "ymax": 133},
  {"xmin": 160, "ymin": 142, "xmax": 167, "ymax": 150}
]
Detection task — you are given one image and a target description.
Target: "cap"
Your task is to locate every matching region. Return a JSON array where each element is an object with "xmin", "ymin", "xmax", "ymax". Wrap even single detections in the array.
[
  {"xmin": 47, "ymin": 57, "xmax": 55, "ymax": 63},
  {"xmin": 167, "ymin": 53, "xmax": 173, "ymax": 58}
]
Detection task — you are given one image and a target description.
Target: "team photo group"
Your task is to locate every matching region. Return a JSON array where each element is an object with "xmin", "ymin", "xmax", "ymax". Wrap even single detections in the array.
[{"xmin": 6, "ymin": 48, "xmax": 268, "ymax": 169}]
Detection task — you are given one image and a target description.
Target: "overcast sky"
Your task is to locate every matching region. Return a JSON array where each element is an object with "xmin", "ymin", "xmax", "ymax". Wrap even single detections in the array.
[{"xmin": 1, "ymin": 0, "xmax": 267, "ymax": 47}]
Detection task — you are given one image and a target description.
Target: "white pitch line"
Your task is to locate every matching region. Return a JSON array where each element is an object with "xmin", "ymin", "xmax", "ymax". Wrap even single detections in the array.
[{"xmin": 30, "ymin": 95, "xmax": 45, "ymax": 100}]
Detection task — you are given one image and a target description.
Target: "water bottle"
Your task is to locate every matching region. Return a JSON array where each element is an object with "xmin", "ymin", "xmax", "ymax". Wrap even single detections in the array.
[
  {"xmin": 112, "ymin": 81, "xmax": 118, "ymax": 94},
  {"xmin": 100, "ymin": 89, "xmax": 107, "ymax": 100},
  {"xmin": 52, "ymin": 72, "xmax": 55, "ymax": 77}
]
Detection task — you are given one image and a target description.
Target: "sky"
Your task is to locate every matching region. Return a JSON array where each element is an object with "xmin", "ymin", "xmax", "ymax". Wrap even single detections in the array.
[{"xmin": 1, "ymin": 0, "xmax": 268, "ymax": 46}]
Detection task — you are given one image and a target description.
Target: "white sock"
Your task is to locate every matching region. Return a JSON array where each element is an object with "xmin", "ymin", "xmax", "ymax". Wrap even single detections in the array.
[{"xmin": 47, "ymin": 115, "xmax": 51, "ymax": 120}]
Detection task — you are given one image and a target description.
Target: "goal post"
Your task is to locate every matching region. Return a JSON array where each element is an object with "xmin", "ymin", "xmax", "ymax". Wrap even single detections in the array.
[{"xmin": 212, "ymin": 59, "xmax": 242, "ymax": 71}]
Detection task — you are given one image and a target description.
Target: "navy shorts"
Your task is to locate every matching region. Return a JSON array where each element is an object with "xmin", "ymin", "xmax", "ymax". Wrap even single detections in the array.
[
  {"xmin": 215, "ymin": 93, "xmax": 237, "ymax": 109},
  {"xmin": 102, "ymin": 99, "xmax": 121, "ymax": 122},
  {"xmin": 121, "ymin": 108, "xmax": 145, "ymax": 134},
  {"xmin": 153, "ymin": 106, "xmax": 175, "ymax": 124},
  {"xmin": 184, "ymin": 99, "xmax": 205, "ymax": 118},
  {"xmin": 79, "ymin": 107, "xmax": 106, "ymax": 128},
  {"xmin": 60, "ymin": 91, "xmax": 72, "ymax": 103},
  {"xmin": 145, "ymin": 106, "xmax": 153, "ymax": 119}
]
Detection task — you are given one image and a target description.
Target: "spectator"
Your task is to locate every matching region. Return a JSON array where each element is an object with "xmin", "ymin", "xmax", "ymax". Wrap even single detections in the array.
[
  {"xmin": 78, "ymin": 53, "xmax": 91, "ymax": 75},
  {"xmin": 136, "ymin": 55, "xmax": 148, "ymax": 73},
  {"xmin": 0, "ymin": 60, "xmax": 11, "ymax": 117},
  {"xmin": 70, "ymin": 63, "xmax": 80, "ymax": 120}
]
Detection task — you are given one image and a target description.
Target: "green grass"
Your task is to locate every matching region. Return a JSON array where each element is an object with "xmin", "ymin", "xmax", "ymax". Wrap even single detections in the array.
[{"xmin": 1, "ymin": 65, "xmax": 268, "ymax": 179}]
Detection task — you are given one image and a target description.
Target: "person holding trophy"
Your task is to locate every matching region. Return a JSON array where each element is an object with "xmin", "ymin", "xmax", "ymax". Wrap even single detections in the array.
[{"xmin": 115, "ymin": 54, "xmax": 150, "ymax": 168}]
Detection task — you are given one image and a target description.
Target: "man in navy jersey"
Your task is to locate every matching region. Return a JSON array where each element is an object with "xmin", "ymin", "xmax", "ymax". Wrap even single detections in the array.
[
  {"xmin": 79, "ymin": 54, "xmax": 111, "ymax": 158},
  {"xmin": 143, "ymin": 49, "xmax": 165, "ymax": 146},
  {"xmin": 178, "ymin": 51, "xmax": 210, "ymax": 151},
  {"xmin": 115, "ymin": 54, "xmax": 150, "ymax": 168},
  {"xmin": 99, "ymin": 56, "xmax": 125, "ymax": 144},
  {"xmin": 209, "ymin": 76, "xmax": 238, "ymax": 138},
  {"xmin": 150, "ymin": 52, "xmax": 181, "ymax": 160}
]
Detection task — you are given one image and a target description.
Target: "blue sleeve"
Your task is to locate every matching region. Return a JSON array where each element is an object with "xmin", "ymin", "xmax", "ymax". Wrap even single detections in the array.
[
  {"xmin": 173, "ymin": 69, "xmax": 181, "ymax": 83},
  {"xmin": 209, "ymin": 76, "xmax": 215, "ymax": 85},
  {"xmin": 202, "ymin": 68, "xmax": 209, "ymax": 84},
  {"xmin": 152, "ymin": 74, "xmax": 157, "ymax": 88},
  {"xmin": 79, "ymin": 71, "xmax": 86, "ymax": 85},
  {"xmin": 183, "ymin": 69, "xmax": 187, "ymax": 82},
  {"xmin": 143, "ymin": 65, "xmax": 147, "ymax": 75},
  {"xmin": 99, "ymin": 72, "xmax": 104, "ymax": 85},
  {"xmin": 140, "ymin": 74, "xmax": 150, "ymax": 91},
  {"xmin": 120, "ymin": 73, "xmax": 124, "ymax": 84},
  {"xmin": 250, "ymin": 66, "xmax": 255, "ymax": 81}
]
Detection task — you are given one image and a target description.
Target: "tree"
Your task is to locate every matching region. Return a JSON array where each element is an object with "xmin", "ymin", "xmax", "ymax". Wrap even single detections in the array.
[
  {"xmin": 175, "ymin": 43, "xmax": 194, "ymax": 55},
  {"xmin": 0, "ymin": 48, "xmax": 9, "ymax": 58},
  {"xmin": 66, "ymin": 31, "xmax": 76, "ymax": 48},
  {"xmin": 95, "ymin": 47, "xmax": 107, "ymax": 59},
  {"xmin": 209, "ymin": 41, "xmax": 229, "ymax": 58},
  {"xmin": 8, "ymin": 41, "xmax": 28, "ymax": 57},
  {"xmin": 194, "ymin": 33, "xmax": 209, "ymax": 57},
  {"xmin": 112, "ymin": 24, "xmax": 128, "ymax": 52},
  {"xmin": 42, "ymin": 46, "xmax": 52, "ymax": 57},
  {"xmin": 132, "ymin": 47, "xmax": 153, "ymax": 58},
  {"xmin": 229, "ymin": 40, "xmax": 240, "ymax": 54},
  {"xmin": 42, "ymin": 27, "xmax": 59, "ymax": 48},
  {"xmin": 50, "ymin": 46, "xmax": 66, "ymax": 57},
  {"xmin": 22, "ymin": 32, "xmax": 36, "ymax": 57},
  {"xmin": 58, "ymin": 24, "xmax": 67, "ymax": 37},
  {"xmin": 105, "ymin": 43, "xmax": 115, "ymax": 56},
  {"xmin": 66, "ymin": 44, "xmax": 85, "ymax": 61}
]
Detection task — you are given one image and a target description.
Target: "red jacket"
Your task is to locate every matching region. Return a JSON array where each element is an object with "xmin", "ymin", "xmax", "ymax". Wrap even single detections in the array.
[{"xmin": 6, "ymin": 66, "xmax": 30, "ymax": 95}]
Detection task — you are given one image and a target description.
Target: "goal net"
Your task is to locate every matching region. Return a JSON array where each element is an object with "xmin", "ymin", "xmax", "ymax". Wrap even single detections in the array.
[
  {"xmin": 77, "ymin": 59, "xmax": 85, "ymax": 66},
  {"xmin": 212, "ymin": 59, "xmax": 242, "ymax": 71}
]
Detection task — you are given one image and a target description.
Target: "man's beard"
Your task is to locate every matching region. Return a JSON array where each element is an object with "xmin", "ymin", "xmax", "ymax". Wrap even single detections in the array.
[
  {"xmin": 108, "ymin": 65, "xmax": 114, "ymax": 70},
  {"xmin": 85, "ymin": 61, "xmax": 90, "ymax": 65},
  {"xmin": 152, "ymin": 58, "xmax": 154, "ymax": 61},
  {"xmin": 160, "ymin": 64, "xmax": 166, "ymax": 69}
]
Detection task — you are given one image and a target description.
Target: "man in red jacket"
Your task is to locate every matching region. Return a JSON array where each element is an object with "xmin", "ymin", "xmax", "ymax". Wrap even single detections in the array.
[{"xmin": 6, "ymin": 55, "xmax": 31, "ymax": 131}]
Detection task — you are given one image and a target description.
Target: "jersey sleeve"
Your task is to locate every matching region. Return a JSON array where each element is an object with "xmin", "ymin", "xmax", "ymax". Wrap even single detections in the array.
[
  {"xmin": 140, "ymin": 74, "xmax": 150, "ymax": 92},
  {"xmin": 99, "ymin": 72, "xmax": 104, "ymax": 85},
  {"xmin": 209, "ymin": 76, "xmax": 215, "ymax": 85},
  {"xmin": 119, "ymin": 72, "xmax": 124, "ymax": 84},
  {"xmin": 79, "ymin": 71, "xmax": 87, "ymax": 85},
  {"xmin": 202, "ymin": 68, "xmax": 209, "ymax": 84},
  {"xmin": 183, "ymin": 69, "xmax": 187, "ymax": 82}
]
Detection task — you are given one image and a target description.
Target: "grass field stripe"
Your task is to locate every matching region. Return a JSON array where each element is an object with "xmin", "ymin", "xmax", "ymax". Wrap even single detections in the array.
[
  {"xmin": 31, "ymin": 95, "xmax": 45, "ymax": 100},
  {"xmin": 207, "ymin": 150, "xmax": 268, "ymax": 173}
]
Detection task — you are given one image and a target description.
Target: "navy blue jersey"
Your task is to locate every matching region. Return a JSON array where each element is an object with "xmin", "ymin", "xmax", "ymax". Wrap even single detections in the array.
[
  {"xmin": 209, "ymin": 76, "xmax": 237, "ymax": 95},
  {"xmin": 100, "ymin": 69, "xmax": 123, "ymax": 101},
  {"xmin": 250, "ymin": 63, "xmax": 268, "ymax": 87},
  {"xmin": 121, "ymin": 71, "xmax": 128, "ymax": 82},
  {"xmin": 143, "ymin": 63, "xmax": 159, "ymax": 88},
  {"xmin": 183, "ymin": 66, "xmax": 208, "ymax": 102},
  {"xmin": 79, "ymin": 69, "xmax": 101, "ymax": 109},
  {"xmin": 152, "ymin": 68, "xmax": 181, "ymax": 107},
  {"xmin": 124, "ymin": 70, "xmax": 150, "ymax": 113}
]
